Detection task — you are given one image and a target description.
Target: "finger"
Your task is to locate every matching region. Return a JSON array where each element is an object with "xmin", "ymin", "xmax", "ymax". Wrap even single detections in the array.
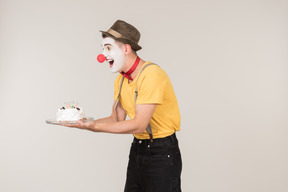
[{"xmin": 60, "ymin": 123, "xmax": 80, "ymax": 127}]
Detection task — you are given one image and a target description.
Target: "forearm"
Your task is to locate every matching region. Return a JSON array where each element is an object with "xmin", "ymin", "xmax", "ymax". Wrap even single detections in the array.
[
  {"xmin": 89, "ymin": 119, "xmax": 146, "ymax": 134},
  {"xmin": 92, "ymin": 116, "xmax": 117, "ymax": 124}
]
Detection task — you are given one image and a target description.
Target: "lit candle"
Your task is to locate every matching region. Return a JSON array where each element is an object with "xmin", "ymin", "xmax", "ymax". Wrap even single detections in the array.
[{"xmin": 64, "ymin": 102, "xmax": 68, "ymax": 108}]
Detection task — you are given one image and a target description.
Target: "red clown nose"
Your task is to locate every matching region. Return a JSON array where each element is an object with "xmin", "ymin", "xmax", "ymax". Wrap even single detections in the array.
[{"xmin": 97, "ymin": 54, "xmax": 106, "ymax": 63}]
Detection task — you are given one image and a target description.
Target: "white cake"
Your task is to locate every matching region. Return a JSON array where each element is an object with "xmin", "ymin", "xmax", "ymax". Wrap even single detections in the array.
[{"xmin": 56, "ymin": 105, "xmax": 84, "ymax": 121}]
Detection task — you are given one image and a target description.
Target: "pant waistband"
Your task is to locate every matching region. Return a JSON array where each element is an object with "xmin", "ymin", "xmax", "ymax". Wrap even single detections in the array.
[{"xmin": 133, "ymin": 133, "xmax": 177, "ymax": 144}]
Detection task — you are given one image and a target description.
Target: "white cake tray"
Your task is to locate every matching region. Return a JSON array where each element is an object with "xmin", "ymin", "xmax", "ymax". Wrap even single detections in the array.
[{"xmin": 46, "ymin": 117, "xmax": 94, "ymax": 125}]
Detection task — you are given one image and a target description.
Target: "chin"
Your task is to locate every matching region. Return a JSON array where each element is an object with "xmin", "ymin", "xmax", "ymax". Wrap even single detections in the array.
[{"xmin": 110, "ymin": 68, "xmax": 119, "ymax": 73}]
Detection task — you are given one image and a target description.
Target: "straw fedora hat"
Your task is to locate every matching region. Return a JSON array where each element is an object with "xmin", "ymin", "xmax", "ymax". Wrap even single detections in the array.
[{"xmin": 100, "ymin": 20, "xmax": 142, "ymax": 51}]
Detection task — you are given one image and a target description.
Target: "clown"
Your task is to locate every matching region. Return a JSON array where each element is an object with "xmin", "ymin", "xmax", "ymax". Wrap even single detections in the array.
[{"xmin": 64, "ymin": 20, "xmax": 182, "ymax": 192}]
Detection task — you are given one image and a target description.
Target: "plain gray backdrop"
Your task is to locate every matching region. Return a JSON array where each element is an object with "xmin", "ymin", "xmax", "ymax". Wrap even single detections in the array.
[{"xmin": 1, "ymin": 0, "xmax": 287, "ymax": 191}]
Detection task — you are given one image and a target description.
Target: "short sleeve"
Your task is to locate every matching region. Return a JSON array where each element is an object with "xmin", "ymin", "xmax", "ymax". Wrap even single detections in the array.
[{"xmin": 136, "ymin": 66, "xmax": 167, "ymax": 105}]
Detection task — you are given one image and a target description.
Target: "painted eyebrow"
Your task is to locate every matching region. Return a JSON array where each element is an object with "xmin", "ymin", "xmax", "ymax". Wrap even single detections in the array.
[{"xmin": 101, "ymin": 43, "xmax": 112, "ymax": 49}]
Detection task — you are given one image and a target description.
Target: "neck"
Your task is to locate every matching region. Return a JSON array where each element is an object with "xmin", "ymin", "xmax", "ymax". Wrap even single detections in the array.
[
  {"xmin": 122, "ymin": 55, "xmax": 138, "ymax": 73},
  {"xmin": 130, "ymin": 59, "xmax": 145, "ymax": 80},
  {"xmin": 122, "ymin": 55, "xmax": 145, "ymax": 81}
]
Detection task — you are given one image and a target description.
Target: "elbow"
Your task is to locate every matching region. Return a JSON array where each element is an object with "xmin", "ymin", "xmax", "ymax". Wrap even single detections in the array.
[
  {"xmin": 134, "ymin": 129, "xmax": 144, "ymax": 134},
  {"xmin": 131, "ymin": 118, "xmax": 151, "ymax": 134},
  {"xmin": 134, "ymin": 124, "xmax": 147, "ymax": 134}
]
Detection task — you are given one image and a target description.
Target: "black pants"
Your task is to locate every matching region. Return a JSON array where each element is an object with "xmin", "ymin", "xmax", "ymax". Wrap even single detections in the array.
[{"xmin": 124, "ymin": 133, "xmax": 182, "ymax": 192}]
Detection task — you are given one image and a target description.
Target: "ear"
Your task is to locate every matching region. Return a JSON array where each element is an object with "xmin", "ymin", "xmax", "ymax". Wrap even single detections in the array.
[{"xmin": 123, "ymin": 44, "xmax": 132, "ymax": 55}]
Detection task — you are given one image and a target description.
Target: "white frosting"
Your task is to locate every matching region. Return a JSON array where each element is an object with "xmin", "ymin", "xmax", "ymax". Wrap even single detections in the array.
[{"xmin": 56, "ymin": 107, "xmax": 84, "ymax": 121}]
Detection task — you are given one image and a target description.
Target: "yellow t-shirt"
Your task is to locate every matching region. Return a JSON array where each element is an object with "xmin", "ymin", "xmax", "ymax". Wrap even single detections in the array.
[{"xmin": 113, "ymin": 61, "xmax": 181, "ymax": 139}]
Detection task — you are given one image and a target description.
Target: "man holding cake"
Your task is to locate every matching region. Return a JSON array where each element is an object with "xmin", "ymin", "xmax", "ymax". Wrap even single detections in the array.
[{"xmin": 64, "ymin": 20, "xmax": 182, "ymax": 192}]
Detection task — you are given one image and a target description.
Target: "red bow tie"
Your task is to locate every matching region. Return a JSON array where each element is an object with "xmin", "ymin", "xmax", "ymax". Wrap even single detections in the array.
[{"xmin": 121, "ymin": 57, "xmax": 140, "ymax": 80}]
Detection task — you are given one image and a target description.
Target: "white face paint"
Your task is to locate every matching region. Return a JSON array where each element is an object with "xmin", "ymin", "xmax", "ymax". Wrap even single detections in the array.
[{"xmin": 101, "ymin": 37, "xmax": 126, "ymax": 73}]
